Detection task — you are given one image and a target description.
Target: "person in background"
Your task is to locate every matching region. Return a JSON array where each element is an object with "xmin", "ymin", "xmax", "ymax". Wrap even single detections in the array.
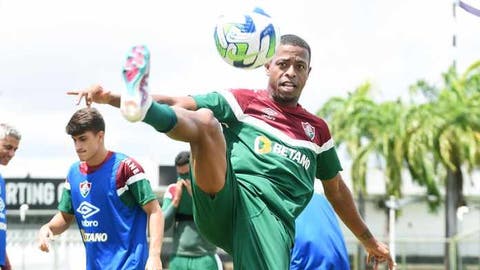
[
  {"xmin": 162, "ymin": 150, "xmax": 222, "ymax": 270},
  {"xmin": 37, "ymin": 107, "xmax": 164, "ymax": 270},
  {"xmin": 0, "ymin": 123, "xmax": 21, "ymax": 270},
  {"xmin": 291, "ymin": 180, "xmax": 350, "ymax": 270}
]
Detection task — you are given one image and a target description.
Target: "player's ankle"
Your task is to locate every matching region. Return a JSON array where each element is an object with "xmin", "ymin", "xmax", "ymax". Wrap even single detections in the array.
[{"xmin": 143, "ymin": 102, "xmax": 177, "ymax": 132}]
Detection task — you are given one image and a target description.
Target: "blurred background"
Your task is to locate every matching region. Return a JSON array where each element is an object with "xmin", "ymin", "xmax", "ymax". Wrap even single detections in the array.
[{"xmin": 1, "ymin": 0, "xmax": 479, "ymax": 269}]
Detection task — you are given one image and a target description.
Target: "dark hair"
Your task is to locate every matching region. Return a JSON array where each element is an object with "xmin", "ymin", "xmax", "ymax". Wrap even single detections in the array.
[
  {"xmin": 66, "ymin": 107, "xmax": 105, "ymax": 136},
  {"xmin": 280, "ymin": 34, "xmax": 311, "ymax": 64},
  {"xmin": 175, "ymin": 151, "xmax": 190, "ymax": 166}
]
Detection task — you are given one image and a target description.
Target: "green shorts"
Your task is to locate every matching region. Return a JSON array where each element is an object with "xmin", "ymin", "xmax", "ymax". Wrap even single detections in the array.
[
  {"xmin": 168, "ymin": 254, "xmax": 222, "ymax": 270},
  {"xmin": 191, "ymin": 160, "xmax": 291, "ymax": 270}
]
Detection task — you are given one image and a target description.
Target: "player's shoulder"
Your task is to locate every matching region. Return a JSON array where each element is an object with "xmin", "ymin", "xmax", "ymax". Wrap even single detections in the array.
[
  {"xmin": 227, "ymin": 88, "xmax": 267, "ymax": 109},
  {"xmin": 116, "ymin": 152, "xmax": 142, "ymax": 166},
  {"xmin": 229, "ymin": 88, "xmax": 256, "ymax": 95},
  {"xmin": 68, "ymin": 159, "xmax": 82, "ymax": 169},
  {"xmin": 228, "ymin": 88, "xmax": 265, "ymax": 99},
  {"xmin": 116, "ymin": 152, "xmax": 145, "ymax": 176},
  {"xmin": 66, "ymin": 160, "xmax": 84, "ymax": 177}
]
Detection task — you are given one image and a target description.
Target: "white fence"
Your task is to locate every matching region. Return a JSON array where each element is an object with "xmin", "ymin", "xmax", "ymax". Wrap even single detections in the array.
[{"xmin": 8, "ymin": 228, "xmax": 85, "ymax": 270}]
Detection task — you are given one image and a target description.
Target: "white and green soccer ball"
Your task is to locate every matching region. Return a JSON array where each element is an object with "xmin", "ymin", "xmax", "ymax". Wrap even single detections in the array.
[{"xmin": 214, "ymin": 7, "xmax": 280, "ymax": 69}]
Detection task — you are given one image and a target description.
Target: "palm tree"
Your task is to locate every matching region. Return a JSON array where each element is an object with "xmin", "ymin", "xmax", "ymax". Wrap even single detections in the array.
[
  {"xmin": 318, "ymin": 80, "xmax": 447, "ymax": 266},
  {"xmin": 318, "ymin": 82, "xmax": 377, "ymax": 198},
  {"xmin": 318, "ymin": 82, "xmax": 377, "ymax": 270},
  {"xmin": 318, "ymin": 60, "xmax": 480, "ymax": 269},
  {"xmin": 408, "ymin": 60, "xmax": 480, "ymax": 269},
  {"xmin": 318, "ymin": 82, "xmax": 421, "ymax": 266}
]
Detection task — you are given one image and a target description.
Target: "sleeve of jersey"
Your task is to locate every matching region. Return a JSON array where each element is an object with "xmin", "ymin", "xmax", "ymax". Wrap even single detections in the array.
[
  {"xmin": 316, "ymin": 146, "xmax": 343, "ymax": 180},
  {"xmin": 192, "ymin": 91, "xmax": 238, "ymax": 123},
  {"xmin": 57, "ymin": 179, "xmax": 74, "ymax": 214},
  {"xmin": 161, "ymin": 184, "xmax": 177, "ymax": 230},
  {"xmin": 117, "ymin": 158, "xmax": 157, "ymax": 206}
]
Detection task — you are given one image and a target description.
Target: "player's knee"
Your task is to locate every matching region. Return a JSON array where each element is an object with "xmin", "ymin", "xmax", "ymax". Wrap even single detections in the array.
[{"xmin": 196, "ymin": 109, "xmax": 221, "ymax": 135}]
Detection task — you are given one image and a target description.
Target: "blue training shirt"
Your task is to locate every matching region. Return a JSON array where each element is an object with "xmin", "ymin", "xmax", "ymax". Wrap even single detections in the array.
[
  {"xmin": 290, "ymin": 193, "xmax": 350, "ymax": 270},
  {"xmin": 63, "ymin": 152, "xmax": 152, "ymax": 270}
]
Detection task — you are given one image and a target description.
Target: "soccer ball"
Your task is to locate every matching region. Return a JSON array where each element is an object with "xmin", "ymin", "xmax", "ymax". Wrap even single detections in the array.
[{"xmin": 214, "ymin": 7, "xmax": 280, "ymax": 69}]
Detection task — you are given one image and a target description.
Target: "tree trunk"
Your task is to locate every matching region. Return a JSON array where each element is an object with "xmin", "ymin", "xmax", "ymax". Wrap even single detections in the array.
[{"xmin": 444, "ymin": 167, "xmax": 463, "ymax": 270}]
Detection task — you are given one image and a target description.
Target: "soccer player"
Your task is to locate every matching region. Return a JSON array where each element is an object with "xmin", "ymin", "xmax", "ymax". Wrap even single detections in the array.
[
  {"xmin": 69, "ymin": 34, "xmax": 395, "ymax": 270},
  {"xmin": 162, "ymin": 151, "xmax": 222, "ymax": 270},
  {"xmin": 37, "ymin": 107, "xmax": 164, "ymax": 270},
  {"xmin": 0, "ymin": 123, "xmax": 21, "ymax": 270},
  {"xmin": 290, "ymin": 181, "xmax": 350, "ymax": 270}
]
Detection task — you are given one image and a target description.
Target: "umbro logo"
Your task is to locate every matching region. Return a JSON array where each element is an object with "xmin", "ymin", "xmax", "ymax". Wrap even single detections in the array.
[
  {"xmin": 262, "ymin": 107, "xmax": 278, "ymax": 120},
  {"xmin": 76, "ymin": 201, "xmax": 100, "ymax": 219}
]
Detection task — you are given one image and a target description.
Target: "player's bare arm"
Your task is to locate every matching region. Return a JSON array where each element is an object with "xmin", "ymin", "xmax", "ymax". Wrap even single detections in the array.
[
  {"xmin": 142, "ymin": 200, "xmax": 164, "ymax": 270},
  {"xmin": 67, "ymin": 84, "xmax": 197, "ymax": 110},
  {"xmin": 322, "ymin": 174, "xmax": 395, "ymax": 269},
  {"xmin": 38, "ymin": 212, "xmax": 74, "ymax": 252},
  {"xmin": 322, "ymin": 174, "xmax": 371, "ymax": 237}
]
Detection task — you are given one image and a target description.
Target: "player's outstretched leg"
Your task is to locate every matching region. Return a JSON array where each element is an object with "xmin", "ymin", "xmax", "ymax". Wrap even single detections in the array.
[
  {"xmin": 121, "ymin": 45, "xmax": 152, "ymax": 122},
  {"xmin": 119, "ymin": 45, "xmax": 226, "ymax": 194}
]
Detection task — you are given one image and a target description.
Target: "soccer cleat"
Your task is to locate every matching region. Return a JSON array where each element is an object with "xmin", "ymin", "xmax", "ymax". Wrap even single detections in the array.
[{"xmin": 121, "ymin": 45, "xmax": 152, "ymax": 122}]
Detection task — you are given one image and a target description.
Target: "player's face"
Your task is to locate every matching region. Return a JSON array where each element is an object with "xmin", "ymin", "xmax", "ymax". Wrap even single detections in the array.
[
  {"xmin": 0, "ymin": 135, "xmax": 20, "ymax": 166},
  {"xmin": 71, "ymin": 131, "xmax": 104, "ymax": 163},
  {"xmin": 265, "ymin": 44, "xmax": 311, "ymax": 107},
  {"xmin": 176, "ymin": 164, "xmax": 190, "ymax": 180}
]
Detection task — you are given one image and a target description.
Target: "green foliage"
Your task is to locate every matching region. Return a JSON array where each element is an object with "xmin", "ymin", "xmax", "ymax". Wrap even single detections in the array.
[{"xmin": 317, "ymin": 60, "xmax": 480, "ymax": 212}]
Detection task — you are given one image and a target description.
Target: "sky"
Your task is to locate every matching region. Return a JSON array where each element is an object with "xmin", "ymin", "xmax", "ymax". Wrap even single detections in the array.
[{"xmin": 1, "ymin": 0, "xmax": 479, "ymax": 187}]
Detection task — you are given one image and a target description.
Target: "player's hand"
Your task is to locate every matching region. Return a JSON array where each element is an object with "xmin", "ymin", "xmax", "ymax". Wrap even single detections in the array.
[
  {"xmin": 67, "ymin": 84, "xmax": 113, "ymax": 107},
  {"xmin": 38, "ymin": 225, "xmax": 54, "ymax": 252},
  {"xmin": 145, "ymin": 255, "xmax": 162, "ymax": 270},
  {"xmin": 365, "ymin": 241, "xmax": 396, "ymax": 270},
  {"xmin": 172, "ymin": 181, "xmax": 184, "ymax": 207},
  {"xmin": 181, "ymin": 179, "xmax": 193, "ymax": 196}
]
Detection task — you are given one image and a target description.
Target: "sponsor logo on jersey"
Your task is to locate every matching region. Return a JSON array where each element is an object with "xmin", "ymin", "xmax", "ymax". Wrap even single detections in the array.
[
  {"xmin": 81, "ymin": 219, "xmax": 99, "ymax": 227},
  {"xmin": 254, "ymin": 135, "xmax": 311, "ymax": 170},
  {"xmin": 80, "ymin": 229, "xmax": 108, "ymax": 242},
  {"xmin": 262, "ymin": 107, "xmax": 278, "ymax": 120},
  {"xmin": 76, "ymin": 201, "xmax": 100, "ymax": 219},
  {"xmin": 254, "ymin": 136, "xmax": 272, "ymax": 154},
  {"xmin": 79, "ymin": 180, "xmax": 91, "ymax": 198},
  {"xmin": 302, "ymin": 122, "xmax": 315, "ymax": 141}
]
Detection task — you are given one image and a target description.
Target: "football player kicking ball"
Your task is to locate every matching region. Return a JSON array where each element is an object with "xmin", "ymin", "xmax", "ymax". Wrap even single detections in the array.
[
  {"xmin": 37, "ymin": 107, "xmax": 164, "ymax": 270},
  {"xmin": 69, "ymin": 35, "xmax": 395, "ymax": 270}
]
